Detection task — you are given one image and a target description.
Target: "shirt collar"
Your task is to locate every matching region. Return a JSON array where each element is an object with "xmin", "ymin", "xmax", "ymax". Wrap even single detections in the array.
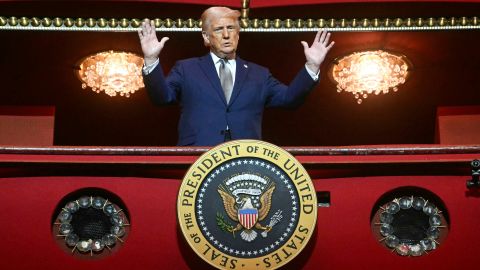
[{"xmin": 210, "ymin": 52, "xmax": 234, "ymax": 65}]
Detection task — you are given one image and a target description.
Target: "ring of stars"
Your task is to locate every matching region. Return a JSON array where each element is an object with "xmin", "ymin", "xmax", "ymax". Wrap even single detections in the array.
[{"xmin": 195, "ymin": 158, "xmax": 299, "ymax": 258}]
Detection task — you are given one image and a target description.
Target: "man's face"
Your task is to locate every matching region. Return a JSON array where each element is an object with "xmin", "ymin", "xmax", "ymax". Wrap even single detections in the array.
[{"xmin": 203, "ymin": 16, "xmax": 239, "ymax": 59}]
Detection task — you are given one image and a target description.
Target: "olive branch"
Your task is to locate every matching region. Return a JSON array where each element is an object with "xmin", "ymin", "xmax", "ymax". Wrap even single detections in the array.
[{"xmin": 216, "ymin": 212, "xmax": 235, "ymax": 237}]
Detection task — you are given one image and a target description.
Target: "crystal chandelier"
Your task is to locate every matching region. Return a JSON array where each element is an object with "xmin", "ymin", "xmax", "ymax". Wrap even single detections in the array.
[
  {"xmin": 76, "ymin": 51, "xmax": 144, "ymax": 97},
  {"xmin": 331, "ymin": 50, "xmax": 410, "ymax": 104}
]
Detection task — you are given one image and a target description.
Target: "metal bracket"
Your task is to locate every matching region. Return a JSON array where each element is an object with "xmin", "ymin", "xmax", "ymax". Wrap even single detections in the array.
[{"xmin": 466, "ymin": 159, "xmax": 480, "ymax": 188}]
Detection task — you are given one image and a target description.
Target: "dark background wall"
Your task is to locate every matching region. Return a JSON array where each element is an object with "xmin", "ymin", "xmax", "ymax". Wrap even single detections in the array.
[{"xmin": 1, "ymin": 1, "xmax": 480, "ymax": 146}]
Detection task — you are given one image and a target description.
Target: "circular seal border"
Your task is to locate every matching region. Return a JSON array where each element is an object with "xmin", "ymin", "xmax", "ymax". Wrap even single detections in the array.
[{"xmin": 177, "ymin": 140, "xmax": 317, "ymax": 270}]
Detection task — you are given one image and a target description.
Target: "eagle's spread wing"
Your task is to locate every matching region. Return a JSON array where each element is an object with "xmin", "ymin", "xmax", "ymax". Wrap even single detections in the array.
[
  {"xmin": 258, "ymin": 185, "xmax": 275, "ymax": 221},
  {"xmin": 218, "ymin": 189, "xmax": 238, "ymax": 221}
]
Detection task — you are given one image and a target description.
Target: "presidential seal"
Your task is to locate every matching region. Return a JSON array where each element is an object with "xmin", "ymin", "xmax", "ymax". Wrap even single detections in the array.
[{"xmin": 177, "ymin": 140, "xmax": 317, "ymax": 269}]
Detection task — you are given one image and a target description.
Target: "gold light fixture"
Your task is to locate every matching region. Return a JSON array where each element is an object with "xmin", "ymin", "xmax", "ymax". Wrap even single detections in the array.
[
  {"xmin": 76, "ymin": 51, "xmax": 144, "ymax": 97},
  {"xmin": 331, "ymin": 50, "xmax": 410, "ymax": 104}
]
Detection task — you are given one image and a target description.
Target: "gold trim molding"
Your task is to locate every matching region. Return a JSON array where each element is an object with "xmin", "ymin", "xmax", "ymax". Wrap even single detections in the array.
[{"xmin": 0, "ymin": 16, "xmax": 479, "ymax": 32}]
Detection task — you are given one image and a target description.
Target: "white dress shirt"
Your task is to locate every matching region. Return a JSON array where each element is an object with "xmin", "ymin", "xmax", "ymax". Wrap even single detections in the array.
[{"xmin": 210, "ymin": 52, "xmax": 236, "ymax": 86}]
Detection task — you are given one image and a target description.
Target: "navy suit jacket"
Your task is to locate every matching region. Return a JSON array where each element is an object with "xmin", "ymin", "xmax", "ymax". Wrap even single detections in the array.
[{"xmin": 143, "ymin": 54, "xmax": 318, "ymax": 146}]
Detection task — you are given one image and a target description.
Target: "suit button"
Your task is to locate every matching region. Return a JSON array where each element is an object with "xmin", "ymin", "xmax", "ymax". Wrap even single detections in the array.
[{"xmin": 226, "ymin": 108, "xmax": 230, "ymax": 113}]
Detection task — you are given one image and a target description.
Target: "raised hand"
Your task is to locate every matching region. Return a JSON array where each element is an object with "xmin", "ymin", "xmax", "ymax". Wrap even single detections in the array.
[
  {"xmin": 301, "ymin": 29, "xmax": 335, "ymax": 74},
  {"xmin": 138, "ymin": 19, "xmax": 169, "ymax": 66}
]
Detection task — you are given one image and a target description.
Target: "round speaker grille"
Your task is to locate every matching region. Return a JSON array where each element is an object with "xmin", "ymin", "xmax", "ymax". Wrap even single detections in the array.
[
  {"xmin": 371, "ymin": 189, "xmax": 448, "ymax": 256},
  {"xmin": 71, "ymin": 207, "xmax": 113, "ymax": 240},
  {"xmin": 54, "ymin": 194, "xmax": 129, "ymax": 256}
]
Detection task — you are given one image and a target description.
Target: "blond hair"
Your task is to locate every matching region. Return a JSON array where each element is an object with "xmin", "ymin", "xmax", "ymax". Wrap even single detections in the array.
[{"xmin": 201, "ymin": 6, "xmax": 240, "ymax": 32}]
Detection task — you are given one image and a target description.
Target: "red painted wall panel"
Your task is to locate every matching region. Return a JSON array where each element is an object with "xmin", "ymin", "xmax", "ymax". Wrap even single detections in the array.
[
  {"xmin": 2, "ymin": 0, "xmax": 480, "ymax": 7},
  {"xmin": 0, "ymin": 174, "xmax": 477, "ymax": 269}
]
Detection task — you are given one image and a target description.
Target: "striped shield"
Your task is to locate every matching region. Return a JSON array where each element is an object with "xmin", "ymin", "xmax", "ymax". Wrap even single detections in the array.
[{"xmin": 238, "ymin": 208, "xmax": 258, "ymax": 230}]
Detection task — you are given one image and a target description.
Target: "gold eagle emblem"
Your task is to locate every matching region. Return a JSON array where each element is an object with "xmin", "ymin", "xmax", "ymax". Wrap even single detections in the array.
[{"xmin": 218, "ymin": 178, "xmax": 276, "ymax": 242}]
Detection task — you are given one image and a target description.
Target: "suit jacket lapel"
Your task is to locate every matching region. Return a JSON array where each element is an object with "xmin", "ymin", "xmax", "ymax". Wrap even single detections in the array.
[
  {"xmin": 229, "ymin": 57, "xmax": 248, "ymax": 106},
  {"xmin": 199, "ymin": 54, "xmax": 227, "ymax": 105}
]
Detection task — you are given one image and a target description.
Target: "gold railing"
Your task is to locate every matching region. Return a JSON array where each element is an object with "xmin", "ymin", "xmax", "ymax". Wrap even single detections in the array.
[{"xmin": 0, "ymin": 16, "xmax": 479, "ymax": 32}]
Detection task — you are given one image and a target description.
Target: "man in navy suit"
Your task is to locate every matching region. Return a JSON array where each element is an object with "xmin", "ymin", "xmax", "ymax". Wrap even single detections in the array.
[{"xmin": 138, "ymin": 6, "xmax": 334, "ymax": 146}]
